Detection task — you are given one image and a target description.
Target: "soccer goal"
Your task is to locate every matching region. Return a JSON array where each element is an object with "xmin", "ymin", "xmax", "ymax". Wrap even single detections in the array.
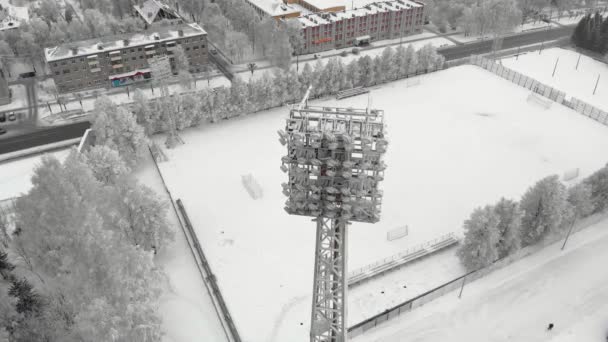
[
  {"xmin": 527, "ymin": 92, "xmax": 552, "ymax": 109},
  {"xmin": 242, "ymin": 174, "xmax": 263, "ymax": 200},
  {"xmin": 387, "ymin": 225, "xmax": 408, "ymax": 241},
  {"xmin": 562, "ymin": 168, "xmax": 580, "ymax": 182},
  {"xmin": 406, "ymin": 78, "xmax": 421, "ymax": 88}
]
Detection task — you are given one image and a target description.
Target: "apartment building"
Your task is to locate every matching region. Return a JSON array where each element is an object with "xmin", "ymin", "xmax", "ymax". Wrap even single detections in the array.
[
  {"xmin": 44, "ymin": 22, "xmax": 208, "ymax": 92},
  {"xmin": 294, "ymin": 0, "xmax": 425, "ymax": 54}
]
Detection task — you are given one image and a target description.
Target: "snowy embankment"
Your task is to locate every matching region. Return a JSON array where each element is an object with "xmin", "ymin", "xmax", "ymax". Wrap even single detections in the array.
[
  {"xmin": 356, "ymin": 217, "xmax": 608, "ymax": 342},
  {"xmin": 502, "ymin": 48, "xmax": 608, "ymax": 111},
  {"xmin": 152, "ymin": 64, "xmax": 608, "ymax": 342}
]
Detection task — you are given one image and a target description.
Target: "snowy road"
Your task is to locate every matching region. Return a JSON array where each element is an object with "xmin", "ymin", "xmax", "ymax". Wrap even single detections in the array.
[{"xmin": 357, "ymin": 218, "xmax": 608, "ymax": 342}]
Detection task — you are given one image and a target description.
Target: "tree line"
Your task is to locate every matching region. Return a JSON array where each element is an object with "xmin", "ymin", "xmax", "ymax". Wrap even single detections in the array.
[
  {"xmin": 428, "ymin": 0, "xmax": 591, "ymax": 36},
  {"xmin": 571, "ymin": 12, "xmax": 608, "ymax": 54},
  {"xmin": 127, "ymin": 44, "xmax": 445, "ymax": 147},
  {"xmin": 0, "ymin": 101, "xmax": 174, "ymax": 340},
  {"xmin": 177, "ymin": 0, "xmax": 298, "ymax": 65},
  {"xmin": 458, "ymin": 165, "xmax": 607, "ymax": 271}
]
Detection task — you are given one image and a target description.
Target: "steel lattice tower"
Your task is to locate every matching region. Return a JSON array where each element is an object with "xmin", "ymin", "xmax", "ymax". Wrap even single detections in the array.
[{"xmin": 280, "ymin": 91, "xmax": 387, "ymax": 342}]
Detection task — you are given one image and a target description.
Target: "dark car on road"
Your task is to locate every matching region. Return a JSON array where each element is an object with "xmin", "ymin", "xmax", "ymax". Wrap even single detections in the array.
[
  {"xmin": 0, "ymin": 127, "xmax": 6, "ymax": 135},
  {"xmin": 18, "ymin": 71, "xmax": 36, "ymax": 79}
]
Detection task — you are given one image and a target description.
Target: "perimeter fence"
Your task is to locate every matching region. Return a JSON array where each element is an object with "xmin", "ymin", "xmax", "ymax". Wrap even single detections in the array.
[{"xmin": 470, "ymin": 54, "xmax": 608, "ymax": 127}]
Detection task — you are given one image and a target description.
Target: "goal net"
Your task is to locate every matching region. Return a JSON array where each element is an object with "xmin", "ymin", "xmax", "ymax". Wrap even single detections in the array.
[
  {"xmin": 242, "ymin": 174, "xmax": 263, "ymax": 200},
  {"xmin": 527, "ymin": 92, "xmax": 552, "ymax": 109}
]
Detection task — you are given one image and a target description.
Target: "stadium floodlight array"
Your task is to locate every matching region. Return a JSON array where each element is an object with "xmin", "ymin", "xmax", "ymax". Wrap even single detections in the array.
[{"xmin": 279, "ymin": 98, "xmax": 388, "ymax": 342}]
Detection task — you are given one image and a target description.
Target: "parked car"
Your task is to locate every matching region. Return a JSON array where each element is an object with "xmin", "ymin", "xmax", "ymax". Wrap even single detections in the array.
[
  {"xmin": 0, "ymin": 127, "xmax": 6, "ymax": 135},
  {"xmin": 18, "ymin": 71, "xmax": 36, "ymax": 79},
  {"xmin": 210, "ymin": 49, "xmax": 218, "ymax": 55},
  {"xmin": 340, "ymin": 50, "xmax": 348, "ymax": 57},
  {"xmin": 313, "ymin": 53, "xmax": 322, "ymax": 59}
]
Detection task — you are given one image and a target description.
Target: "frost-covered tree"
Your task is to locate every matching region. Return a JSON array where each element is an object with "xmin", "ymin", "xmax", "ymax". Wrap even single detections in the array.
[
  {"xmin": 299, "ymin": 62, "xmax": 313, "ymax": 92},
  {"xmin": 11, "ymin": 153, "xmax": 165, "ymax": 341},
  {"xmin": 345, "ymin": 60, "xmax": 360, "ymax": 88},
  {"xmin": 312, "ymin": 59, "xmax": 326, "ymax": 97},
  {"xmin": 358, "ymin": 55, "xmax": 375, "ymax": 86},
  {"xmin": 112, "ymin": 180, "xmax": 174, "ymax": 253},
  {"xmin": 84, "ymin": 145, "xmax": 130, "ymax": 185},
  {"xmin": 584, "ymin": 164, "xmax": 608, "ymax": 213},
  {"xmin": 380, "ymin": 47, "xmax": 397, "ymax": 81},
  {"xmin": 132, "ymin": 89, "xmax": 154, "ymax": 135},
  {"xmin": 519, "ymin": 175, "xmax": 568, "ymax": 246},
  {"xmin": 457, "ymin": 205, "xmax": 500, "ymax": 271},
  {"xmin": 417, "ymin": 43, "xmax": 444, "ymax": 71},
  {"xmin": 566, "ymin": 182, "xmax": 593, "ymax": 220},
  {"xmin": 493, "ymin": 198, "xmax": 522, "ymax": 258},
  {"xmin": 92, "ymin": 97, "xmax": 147, "ymax": 167},
  {"xmin": 172, "ymin": 45, "xmax": 190, "ymax": 74}
]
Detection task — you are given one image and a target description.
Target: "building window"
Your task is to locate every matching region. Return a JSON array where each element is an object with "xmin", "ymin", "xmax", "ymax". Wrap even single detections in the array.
[
  {"xmin": 132, "ymin": 57, "xmax": 137, "ymax": 60},
  {"xmin": 54, "ymin": 71, "xmax": 60, "ymax": 75}
]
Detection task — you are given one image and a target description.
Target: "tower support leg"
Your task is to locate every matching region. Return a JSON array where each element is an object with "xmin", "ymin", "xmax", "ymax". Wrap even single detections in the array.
[{"xmin": 310, "ymin": 217, "xmax": 348, "ymax": 342}]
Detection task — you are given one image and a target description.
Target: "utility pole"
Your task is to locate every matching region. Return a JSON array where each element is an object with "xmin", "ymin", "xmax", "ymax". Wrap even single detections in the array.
[
  {"xmin": 552, "ymin": 57, "xmax": 559, "ymax": 77},
  {"xmin": 561, "ymin": 214, "xmax": 577, "ymax": 250},
  {"xmin": 458, "ymin": 274, "xmax": 466, "ymax": 299},
  {"xmin": 593, "ymin": 74, "xmax": 600, "ymax": 95}
]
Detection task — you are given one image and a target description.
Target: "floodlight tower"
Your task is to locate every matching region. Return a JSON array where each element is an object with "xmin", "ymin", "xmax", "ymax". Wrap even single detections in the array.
[{"xmin": 279, "ymin": 90, "xmax": 388, "ymax": 342}]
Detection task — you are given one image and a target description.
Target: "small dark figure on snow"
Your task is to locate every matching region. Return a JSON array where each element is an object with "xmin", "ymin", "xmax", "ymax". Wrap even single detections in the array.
[{"xmin": 547, "ymin": 323, "xmax": 554, "ymax": 331}]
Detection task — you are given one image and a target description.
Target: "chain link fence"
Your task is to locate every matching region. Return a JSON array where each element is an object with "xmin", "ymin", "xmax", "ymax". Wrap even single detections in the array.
[
  {"xmin": 569, "ymin": 97, "xmax": 608, "ymax": 126},
  {"xmin": 470, "ymin": 54, "xmax": 567, "ymax": 104},
  {"xmin": 470, "ymin": 54, "xmax": 608, "ymax": 128}
]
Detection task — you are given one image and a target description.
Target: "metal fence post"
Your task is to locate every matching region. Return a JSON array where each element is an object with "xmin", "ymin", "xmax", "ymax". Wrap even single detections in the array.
[{"xmin": 458, "ymin": 275, "xmax": 466, "ymax": 299}]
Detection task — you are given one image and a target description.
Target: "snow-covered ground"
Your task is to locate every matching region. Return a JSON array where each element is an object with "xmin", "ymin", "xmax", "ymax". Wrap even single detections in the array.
[
  {"xmin": 356, "ymin": 217, "xmax": 608, "ymax": 342},
  {"xmin": 0, "ymin": 85, "xmax": 27, "ymax": 111},
  {"xmin": 153, "ymin": 64, "xmax": 608, "ymax": 342},
  {"xmin": 0, "ymin": 149, "xmax": 70, "ymax": 200},
  {"xmin": 502, "ymin": 48, "xmax": 608, "ymax": 111},
  {"xmin": 135, "ymin": 155, "xmax": 228, "ymax": 342}
]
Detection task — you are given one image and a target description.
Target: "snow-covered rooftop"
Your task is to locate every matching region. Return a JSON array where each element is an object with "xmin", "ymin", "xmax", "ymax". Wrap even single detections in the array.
[
  {"xmin": 302, "ymin": 0, "xmax": 346, "ymax": 10},
  {"xmin": 247, "ymin": 0, "xmax": 301, "ymax": 17},
  {"xmin": 296, "ymin": 0, "xmax": 422, "ymax": 27},
  {"xmin": 0, "ymin": 0, "xmax": 29, "ymax": 31},
  {"xmin": 133, "ymin": 0, "xmax": 181, "ymax": 25},
  {"xmin": 44, "ymin": 22, "xmax": 206, "ymax": 62}
]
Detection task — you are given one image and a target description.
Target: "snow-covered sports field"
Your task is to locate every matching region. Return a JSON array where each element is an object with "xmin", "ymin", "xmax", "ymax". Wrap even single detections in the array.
[
  {"xmin": 356, "ymin": 216, "xmax": 608, "ymax": 342},
  {"xmin": 155, "ymin": 64, "xmax": 608, "ymax": 342},
  {"xmin": 502, "ymin": 48, "xmax": 608, "ymax": 111}
]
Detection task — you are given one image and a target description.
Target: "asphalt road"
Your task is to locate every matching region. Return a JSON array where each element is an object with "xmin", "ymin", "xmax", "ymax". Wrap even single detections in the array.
[
  {"xmin": 438, "ymin": 25, "xmax": 575, "ymax": 61},
  {"xmin": 0, "ymin": 121, "xmax": 90, "ymax": 155}
]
